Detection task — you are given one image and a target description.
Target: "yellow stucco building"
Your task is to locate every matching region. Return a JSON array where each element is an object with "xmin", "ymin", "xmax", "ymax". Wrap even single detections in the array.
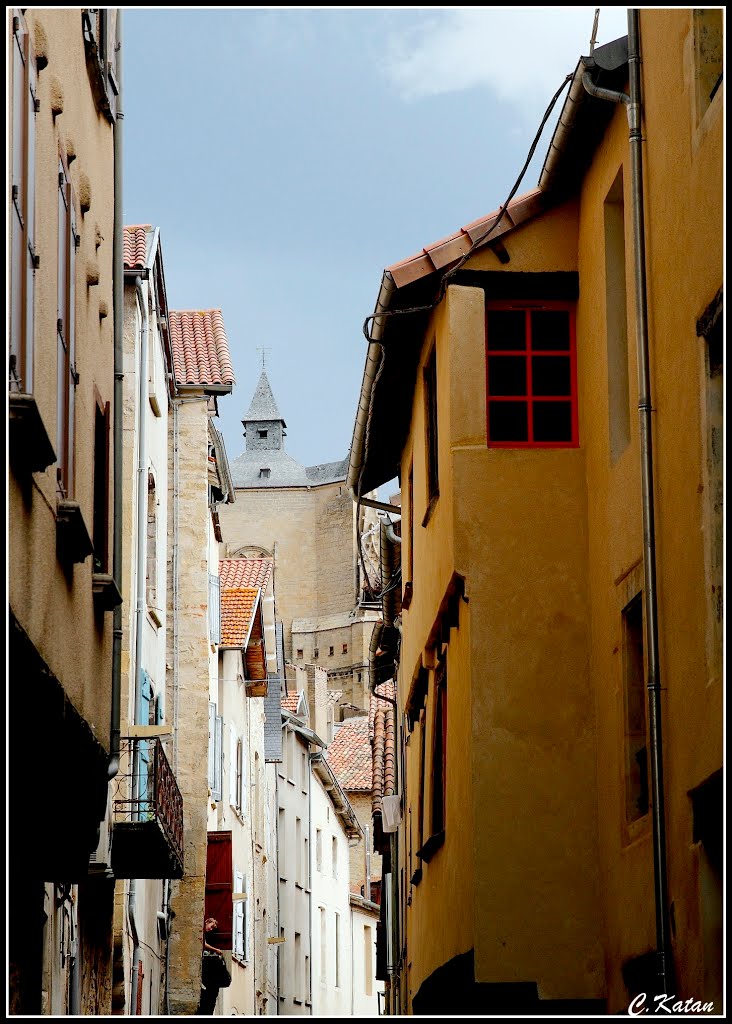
[{"xmin": 350, "ymin": 10, "xmax": 723, "ymax": 1015}]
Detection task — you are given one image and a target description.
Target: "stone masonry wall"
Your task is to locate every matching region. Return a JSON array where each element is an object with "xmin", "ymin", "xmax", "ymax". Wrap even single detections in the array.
[{"xmin": 166, "ymin": 397, "xmax": 211, "ymax": 1015}]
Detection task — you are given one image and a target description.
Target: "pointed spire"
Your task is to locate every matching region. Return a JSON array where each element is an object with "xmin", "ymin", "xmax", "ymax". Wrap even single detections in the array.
[{"xmin": 243, "ymin": 369, "xmax": 285, "ymax": 425}]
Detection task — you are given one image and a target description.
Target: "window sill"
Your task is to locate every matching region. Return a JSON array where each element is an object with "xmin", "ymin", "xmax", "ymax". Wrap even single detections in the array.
[
  {"xmin": 416, "ymin": 830, "xmax": 445, "ymax": 864},
  {"xmin": 92, "ymin": 573, "xmax": 123, "ymax": 611},
  {"xmin": 287, "ymin": 779, "xmax": 296, "ymax": 787},
  {"xmin": 295, "ymin": 882, "xmax": 304, "ymax": 891},
  {"xmin": 421, "ymin": 493, "xmax": 439, "ymax": 529},
  {"xmin": 293, "ymin": 999, "xmax": 303, "ymax": 1006},
  {"xmin": 8, "ymin": 392, "xmax": 57, "ymax": 475},
  {"xmin": 57, "ymin": 499, "xmax": 94, "ymax": 565}
]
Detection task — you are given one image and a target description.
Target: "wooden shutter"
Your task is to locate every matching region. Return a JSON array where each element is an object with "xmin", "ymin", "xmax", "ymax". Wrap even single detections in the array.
[
  {"xmin": 208, "ymin": 703, "xmax": 216, "ymax": 790},
  {"xmin": 233, "ymin": 868, "xmax": 244, "ymax": 957},
  {"xmin": 214, "ymin": 715, "xmax": 223, "ymax": 801},
  {"xmin": 229, "ymin": 725, "xmax": 237, "ymax": 809},
  {"xmin": 240, "ymin": 736, "xmax": 247, "ymax": 818},
  {"xmin": 205, "ymin": 831, "xmax": 233, "ymax": 950}
]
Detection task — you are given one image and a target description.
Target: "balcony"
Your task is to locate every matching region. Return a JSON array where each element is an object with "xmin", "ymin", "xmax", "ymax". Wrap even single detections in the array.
[{"xmin": 112, "ymin": 738, "xmax": 184, "ymax": 879}]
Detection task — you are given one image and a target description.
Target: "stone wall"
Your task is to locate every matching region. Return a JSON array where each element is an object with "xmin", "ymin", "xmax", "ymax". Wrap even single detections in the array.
[{"xmin": 166, "ymin": 396, "xmax": 211, "ymax": 1015}]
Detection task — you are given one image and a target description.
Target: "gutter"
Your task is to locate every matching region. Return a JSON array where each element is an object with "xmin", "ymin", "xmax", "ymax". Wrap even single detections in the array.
[
  {"xmin": 582, "ymin": 9, "xmax": 672, "ymax": 994},
  {"xmin": 346, "ymin": 272, "xmax": 396, "ymax": 506},
  {"xmin": 109, "ymin": 7, "xmax": 123, "ymax": 779},
  {"xmin": 309, "ymin": 753, "xmax": 363, "ymax": 841}
]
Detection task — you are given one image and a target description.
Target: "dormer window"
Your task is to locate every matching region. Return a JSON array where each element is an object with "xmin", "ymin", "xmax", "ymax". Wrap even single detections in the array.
[{"xmin": 259, "ymin": 468, "xmax": 270, "ymax": 478}]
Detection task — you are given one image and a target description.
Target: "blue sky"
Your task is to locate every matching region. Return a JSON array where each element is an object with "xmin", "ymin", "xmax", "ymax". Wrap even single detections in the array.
[{"xmin": 124, "ymin": 6, "xmax": 629, "ymax": 470}]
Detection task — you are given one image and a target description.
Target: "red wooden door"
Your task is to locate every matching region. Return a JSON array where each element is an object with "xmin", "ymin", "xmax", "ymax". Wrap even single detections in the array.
[{"xmin": 205, "ymin": 831, "xmax": 233, "ymax": 950}]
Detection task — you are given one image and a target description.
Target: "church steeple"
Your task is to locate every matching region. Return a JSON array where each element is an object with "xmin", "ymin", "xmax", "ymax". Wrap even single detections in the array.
[{"xmin": 242, "ymin": 369, "xmax": 287, "ymax": 453}]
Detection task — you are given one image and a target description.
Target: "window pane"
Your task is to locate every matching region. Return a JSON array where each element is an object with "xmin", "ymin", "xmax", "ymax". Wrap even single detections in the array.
[
  {"xmin": 532, "ymin": 355, "xmax": 571, "ymax": 396},
  {"xmin": 531, "ymin": 310, "xmax": 570, "ymax": 350},
  {"xmin": 488, "ymin": 401, "xmax": 528, "ymax": 442},
  {"xmin": 487, "ymin": 310, "xmax": 526, "ymax": 350},
  {"xmin": 533, "ymin": 401, "xmax": 572, "ymax": 442},
  {"xmin": 488, "ymin": 356, "xmax": 526, "ymax": 396}
]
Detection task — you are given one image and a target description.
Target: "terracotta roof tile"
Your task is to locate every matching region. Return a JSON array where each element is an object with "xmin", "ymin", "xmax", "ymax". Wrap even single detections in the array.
[
  {"xmin": 123, "ymin": 224, "xmax": 151, "ymax": 270},
  {"xmin": 326, "ymin": 716, "xmax": 372, "ymax": 792},
  {"xmin": 386, "ymin": 188, "xmax": 546, "ymax": 289},
  {"xmin": 281, "ymin": 691, "xmax": 303, "ymax": 713},
  {"xmin": 169, "ymin": 309, "xmax": 235, "ymax": 389},
  {"xmin": 220, "ymin": 587, "xmax": 259, "ymax": 648},
  {"xmin": 370, "ymin": 684, "xmax": 396, "ymax": 817},
  {"xmin": 219, "ymin": 558, "xmax": 273, "ymax": 591}
]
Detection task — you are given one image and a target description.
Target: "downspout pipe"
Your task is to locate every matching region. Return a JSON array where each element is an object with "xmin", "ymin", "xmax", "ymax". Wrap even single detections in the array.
[
  {"xmin": 109, "ymin": 7, "xmax": 123, "ymax": 780},
  {"xmin": 133, "ymin": 275, "xmax": 149, "ymax": 743},
  {"xmin": 583, "ymin": 8, "xmax": 672, "ymax": 995}
]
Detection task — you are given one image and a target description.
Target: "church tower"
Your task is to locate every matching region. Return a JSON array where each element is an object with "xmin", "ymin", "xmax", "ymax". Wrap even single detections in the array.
[{"xmin": 242, "ymin": 370, "xmax": 287, "ymax": 455}]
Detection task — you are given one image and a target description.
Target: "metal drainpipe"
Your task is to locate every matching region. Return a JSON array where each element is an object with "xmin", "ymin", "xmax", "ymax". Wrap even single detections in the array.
[
  {"xmin": 583, "ymin": 9, "xmax": 672, "ymax": 994},
  {"xmin": 109, "ymin": 7, "xmax": 124, "ymax": 780}
]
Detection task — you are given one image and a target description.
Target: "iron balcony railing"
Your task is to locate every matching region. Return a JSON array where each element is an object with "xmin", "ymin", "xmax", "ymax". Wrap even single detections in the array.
[{"xmin": 113, "ymin": 738, "xmax": 184, "ymax": 877}]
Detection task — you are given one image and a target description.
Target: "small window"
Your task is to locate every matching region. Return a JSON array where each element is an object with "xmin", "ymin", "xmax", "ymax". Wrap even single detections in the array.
[
  {"xmin": 258, "ymin": 429, "xmax": 268, "ymax": 439},
  {"xmin": 431, "ymin": 661, "xmax": 447, "ymax": 836},
  {"xmin": 623, "ymin": 594, "xmax": 649, "ymax": 823},
  {"xmin": 315, "ymin": 828, "xmax": 322, "ymax": 872},
  {"xmin": 332, "ymin": 835, "xmax": 338, "ymax": 879},
  {"xmin": 56, "ymin": 153, "xmax": 78, "ymax": 498},
  {"xmin": 259, "ymin": 467, "xmax": 271, "ymax": 478},
  {"xmin": 694, "ymin": 10, "xmax": 723, "ymax": 122},
  {"xmin": 93, "ymin": 398, "xmax": 111, "ymax": 572},
  {"xmin": 424, "ymin": 347, "xmax": 439, "ymax": 503},
  {"xmin": 313, "ymin": 649, "xmax": 319, "ymax": 660},
  {"xmin": 329, "ymin": 646, "xmax": 334, "ymax": 657},
  {"xmin": 297, "ymin": 648, "xmax": 304, "ymax": 659},
  {"xmin": 342, "ymin": 643, "xmax": 348, "ymax": 654},
  {"xmin": 486, "ymin": 302, "xmax": 578, "ymax": 447}
]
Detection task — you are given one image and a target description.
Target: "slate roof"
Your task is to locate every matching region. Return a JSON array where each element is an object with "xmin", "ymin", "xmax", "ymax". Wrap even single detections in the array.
[
  {"xmin": 219, "ymin": 558, "xmax": 273, "ymax": 591},
  {"xmin": 230, "ymin": 449, "xmax": 348, "ymax": 489},
  {"xmin": 123, "ymin": 224, "xmax": 150, "ymax": 270},
  {"xmin": 243, "ymin": 369, "xmax": 284, "ymax": 423},
  {"xmin": 370, "ymin": 683, "xmax": 396, "ymax": 818},
  {"xmin": 169, "ymin": 310, "xmax": 235, "ymax": 390},
  {"xmin": 326, "ymin": 716, "xmax": 372, "ymax": 792},
  {"xmin": 220, "ymin": 587, "xmax": 259, "ymax": 648}
]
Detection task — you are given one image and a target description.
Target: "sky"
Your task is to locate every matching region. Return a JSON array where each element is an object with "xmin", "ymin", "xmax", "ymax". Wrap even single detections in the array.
[{"xmin": 123, "ymin": 6, "xmax": 630, "ymax": 471}]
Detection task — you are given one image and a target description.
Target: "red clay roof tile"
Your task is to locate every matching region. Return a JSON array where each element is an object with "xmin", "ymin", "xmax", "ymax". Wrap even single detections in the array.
[
  {"xmin": 220, "ymin": 587, "xmax": 259, "ymax": 648},
  {"xmin": 169, "ymin": 309, "xmax": 235, "ymax": 389},
  {"xmin": 123, "ymin": 224, "xmax": 150, "ymax": 270},
  {"xmin": 326, "ymin": 716, "xmax": 372, "ymax": 792},
  {"xmin": 220, "ymin": 558, "xmax": 273, "ymax": 591}
]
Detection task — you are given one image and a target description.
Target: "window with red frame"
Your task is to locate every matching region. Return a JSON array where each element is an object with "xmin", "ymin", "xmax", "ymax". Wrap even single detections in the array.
[{"xmin": 486, "ymin": 302, "xmax": 578, "ymax": 446}]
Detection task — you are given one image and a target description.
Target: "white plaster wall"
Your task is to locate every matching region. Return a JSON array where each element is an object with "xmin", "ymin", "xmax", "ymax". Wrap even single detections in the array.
[
  {"xmin": 310, "ymin": 773, "xmax": 352, "ymax": 1017},
  {"xmin": 277, "ymin": 726, "xmax": 311, "ymax": 1014},
  {"xmin": 351, "ymin": 904, "xmax": 382, "ymax": 1016}
]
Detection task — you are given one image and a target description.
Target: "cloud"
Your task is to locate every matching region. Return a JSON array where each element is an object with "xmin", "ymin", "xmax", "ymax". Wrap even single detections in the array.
[{"xmin": 381, "ymin": 7, "xmax": 629, "ymax": 114}]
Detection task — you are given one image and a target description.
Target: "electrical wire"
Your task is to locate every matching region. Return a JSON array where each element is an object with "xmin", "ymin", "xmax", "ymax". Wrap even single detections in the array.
[{"xmin": 361, "ymin": 70, "xmax": 574, "ymax": 345}]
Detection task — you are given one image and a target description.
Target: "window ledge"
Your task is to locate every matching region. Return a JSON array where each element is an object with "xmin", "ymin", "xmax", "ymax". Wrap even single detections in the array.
[
  {"xmin": 8, "ymin": 393, "xmax": 57, "ymax": 475},
  {"xmin": 416, "ymin": 830, "xmax": 445, "ymax": 864},
  {"xmin": 295, "ymin": 882, "xmax": 304, "ymax": 891},
  {"xmin": 293, "ymin": 999, "xmax": 303, "ymax": 1006},
  {"xmin": 57, "ymin": 499, "xmax": 93, "ymax": 565},
  {"xmin": 92, "ymin": 573, "xmax": 123, "ymax": 610},
  {"xmin": 421, "ymin": 494, "xmax": 439, "ymax": 529}
]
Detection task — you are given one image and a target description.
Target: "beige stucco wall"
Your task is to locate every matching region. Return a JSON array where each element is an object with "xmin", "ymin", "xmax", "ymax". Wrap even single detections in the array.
[
  {"xmin": 575, "ymin": 9, "xmax": 724, "ymax": 1011},
  {"xmin": 8, "ymin": 6, "xmax": 115, "ymax": 752},
  {"xmin": 399, "ymin": 269, "xmax": 604, "ymax": 1003}
]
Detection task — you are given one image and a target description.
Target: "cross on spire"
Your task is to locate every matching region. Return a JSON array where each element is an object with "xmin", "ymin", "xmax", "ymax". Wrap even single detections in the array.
[{"xmin": 256, "ymin": 346, "xmax": 272, "ymax": 370}]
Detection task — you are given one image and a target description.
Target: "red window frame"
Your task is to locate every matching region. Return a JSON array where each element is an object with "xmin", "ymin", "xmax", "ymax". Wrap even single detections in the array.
[{"xmin": 485, "ymin": 299, "xmax": 578, "ymax": 448}]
